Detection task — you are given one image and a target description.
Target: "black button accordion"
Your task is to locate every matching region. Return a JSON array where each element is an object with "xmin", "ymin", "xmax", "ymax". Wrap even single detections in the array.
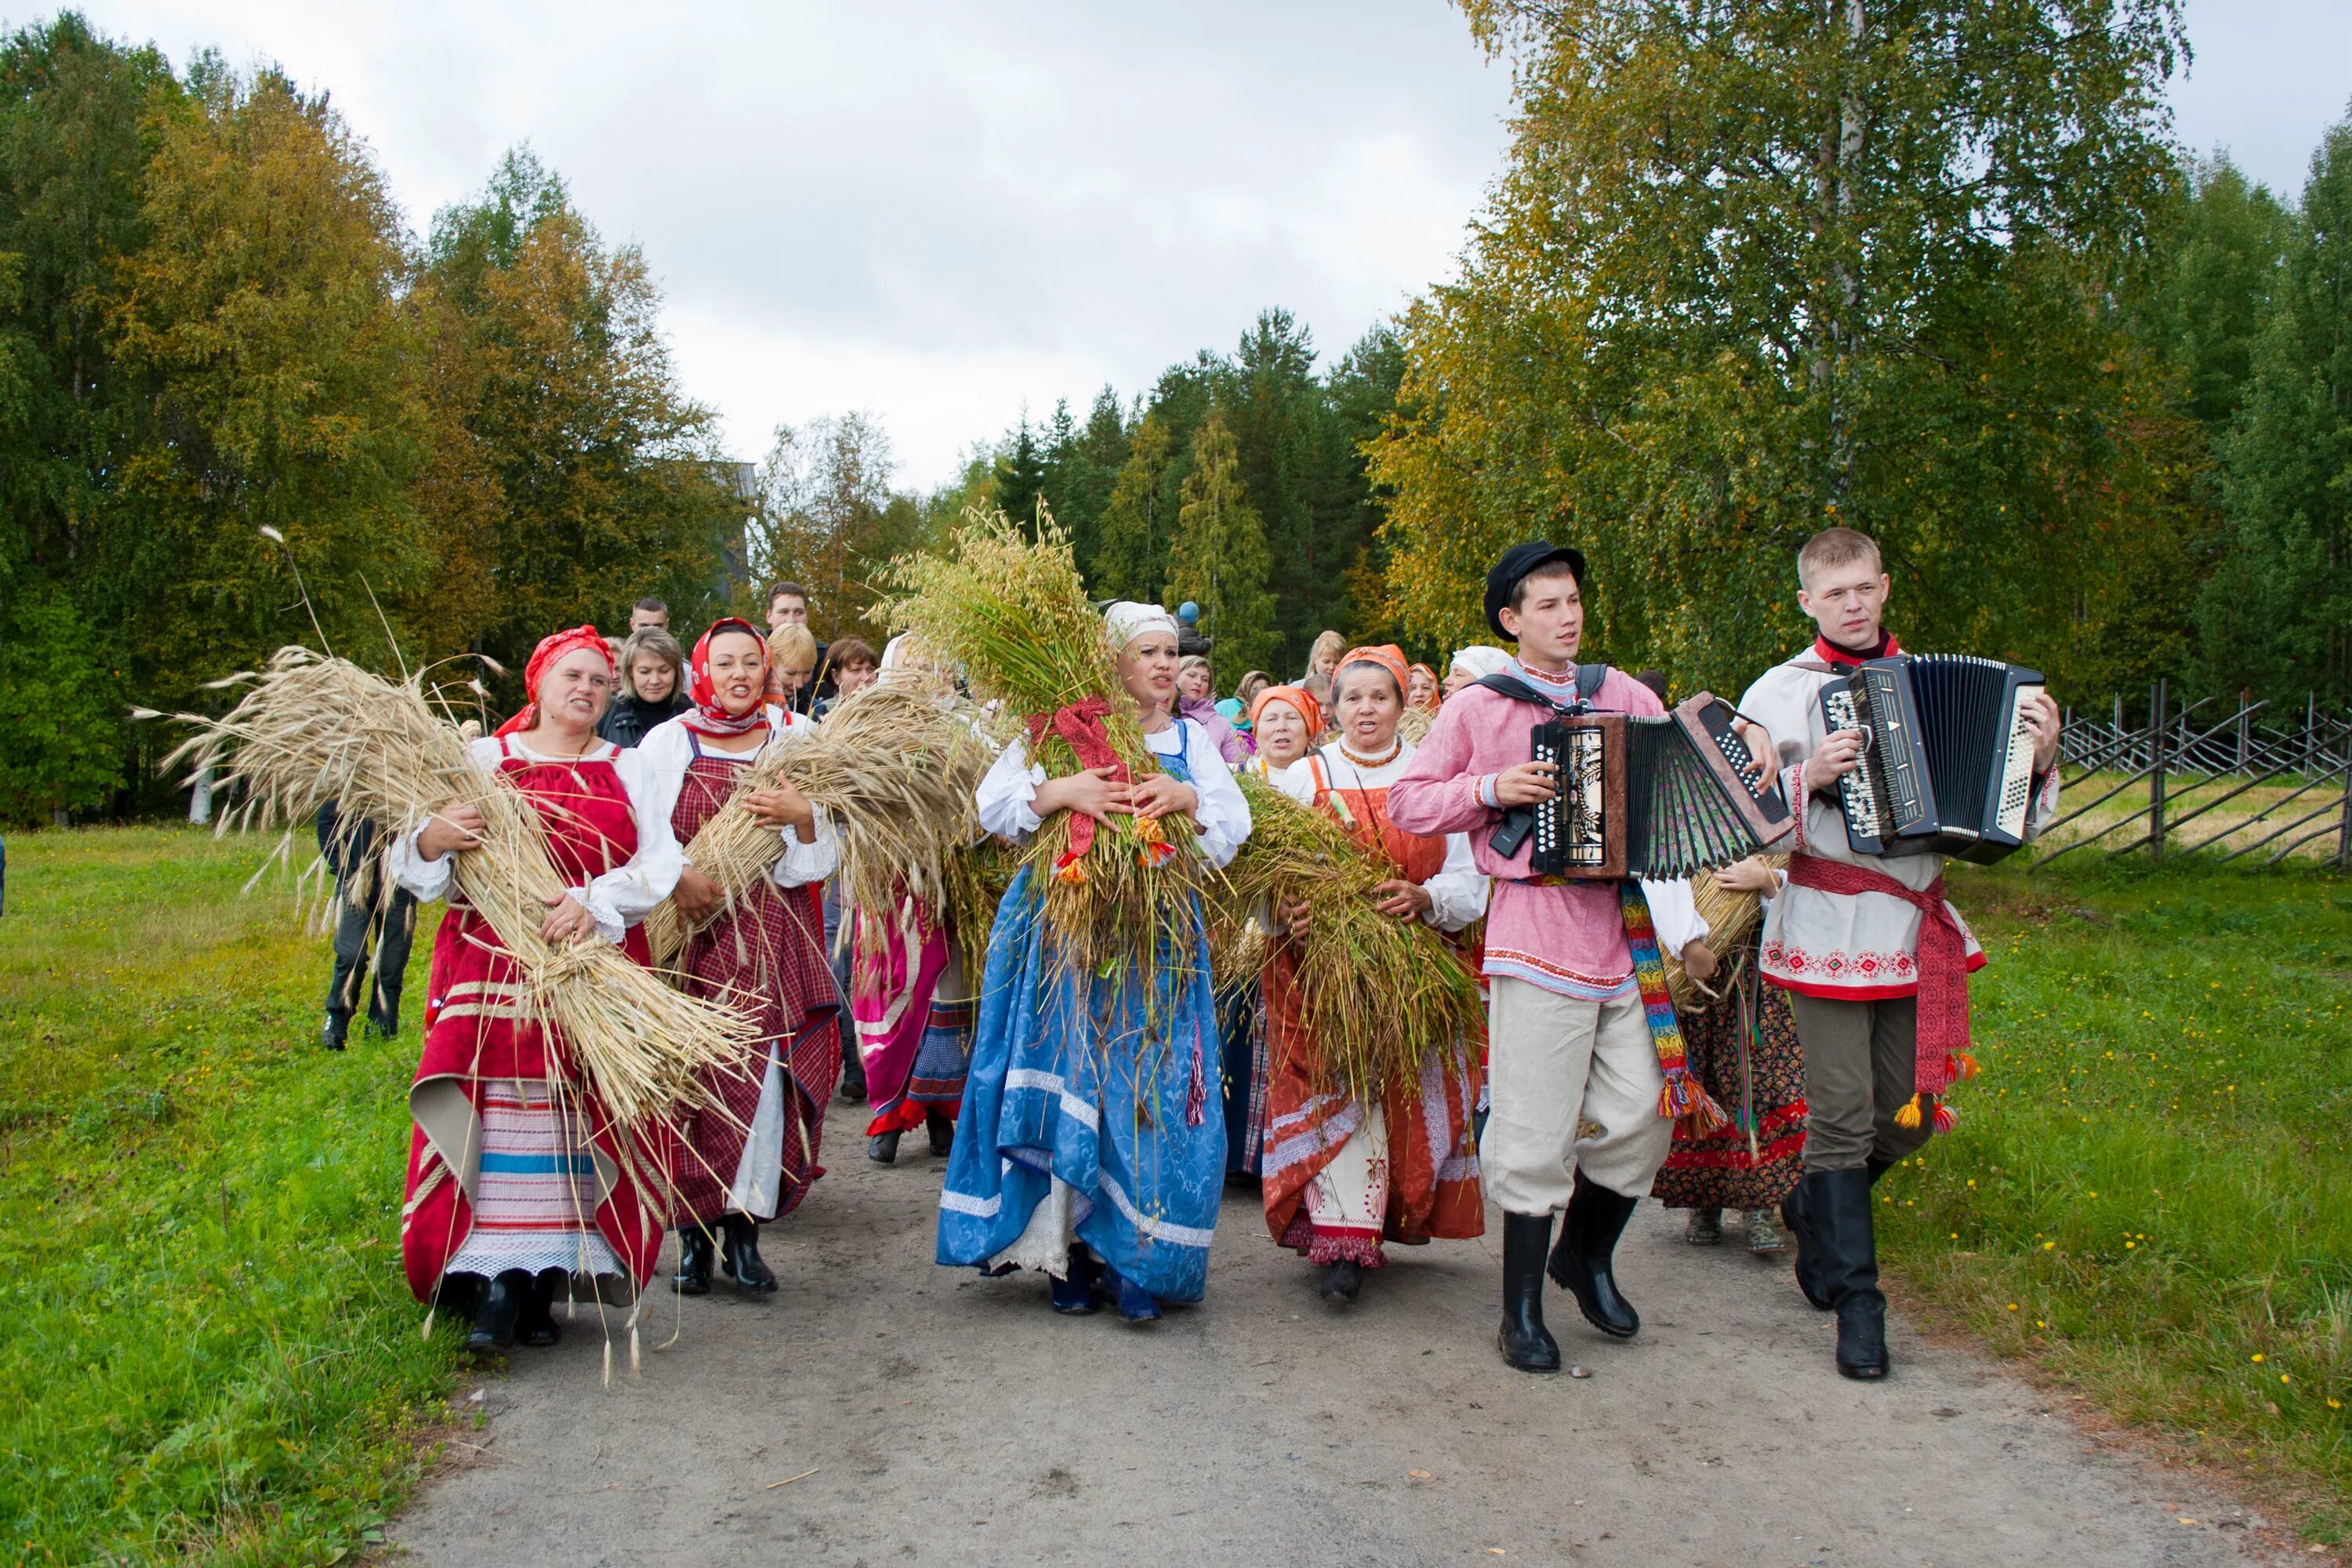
[
  {"xmin": 1525, "ymin": 694, "xmax": 1797, "ymax": 879},
  {"xmin": 1817, "ymin": 654, "xmax": 2045, "ymax": 864}
]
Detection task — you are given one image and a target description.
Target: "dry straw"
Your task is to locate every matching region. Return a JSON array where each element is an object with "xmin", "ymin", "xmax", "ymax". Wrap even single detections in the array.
[
  {"xmin": 877, "ymin": 503, "xmax": 1209, "ymax": 985},
  {"xmin": 158, "ymin": 647, "xmax": 759, "ymax": 1142},
  {"xmin": 1661, "ymin": 853, "xmax": 1786, "ymax": 1012},
  {"xmin": 641, "ymin": 682, "xmax": 995, "ymax": 968},
  {"xmin": 1219, "ymin": 772, "xmax": 1484, "ymax": 1105}
]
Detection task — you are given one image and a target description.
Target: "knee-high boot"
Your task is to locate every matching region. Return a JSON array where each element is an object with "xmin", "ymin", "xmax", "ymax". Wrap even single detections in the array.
[
  {"xmin": 1497, "ymin": 1212, "xmax": 1562, "ymax": 1374},
  {"xmin": 1786, "ymin": 1155, "xmax": 1896, "ymax": 1312},
  {"xmin": 1808, "ymin": 1167, "xmax": 1889, "ymax": 1379},
  {"xmin": 1548, "ymin": 1174, "xmax": 1641, "ymax": 1339}
]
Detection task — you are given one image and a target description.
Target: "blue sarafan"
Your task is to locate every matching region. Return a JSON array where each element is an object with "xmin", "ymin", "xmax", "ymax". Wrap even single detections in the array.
[{"xmin": 936, "ymin": 724, "xmax": 1229, "ymax": 1306}]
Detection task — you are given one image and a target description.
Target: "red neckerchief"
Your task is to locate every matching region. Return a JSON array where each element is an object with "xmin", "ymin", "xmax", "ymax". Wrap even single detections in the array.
[
  {"xmin": 681, "ymin": 616, "xmax": 772, "ymax": 737},
  {"xmin": 1811, "ymin": 630, "xmax": 1900, "ymax": 670}
]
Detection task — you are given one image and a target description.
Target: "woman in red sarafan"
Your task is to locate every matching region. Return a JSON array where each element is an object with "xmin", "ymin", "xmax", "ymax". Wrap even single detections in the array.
[
  {"xmin": 388, "ymin": 626, "xmax": 685, "ymax": 1356},
  {"xmin": 634, "ymin": 618, "xmax": 843, "ymax": 1298},
  {"xmin": 1261, "ymin": 645, "xmax": 1490, "ymax": 1305}
]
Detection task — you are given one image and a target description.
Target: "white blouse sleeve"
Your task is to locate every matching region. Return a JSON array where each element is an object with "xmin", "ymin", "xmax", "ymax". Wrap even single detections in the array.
[
  {"xmin": 1179, "ymin": 724, "xmax": 1250, "ymax": 871},
  {"xmin": 975, "ymin": 735, "xmax": 1045, "ymax": 842},
  {"xmin": 1639, "ymin": 877, "xmax": 1710, "ymax": 955},
  {"xmin": 756, "ymin": 717, "xmax": 841, "ymax": 888},
  {"xmin": 577, "ymin": 746, "xmax": 687, "ymax": 944},
  {"xmin": 1422, "ymin": 830, "xmax": 1490, "ymax": 933},
  {"xmin": 384, "ymin": 735, "xmax": 506, "ymax": 903}
]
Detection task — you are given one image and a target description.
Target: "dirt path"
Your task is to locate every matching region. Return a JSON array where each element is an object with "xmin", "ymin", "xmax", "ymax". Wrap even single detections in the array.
[{"xmin": 394, "ymin": 1100, "xmax": 2282, "ymax": 1567}]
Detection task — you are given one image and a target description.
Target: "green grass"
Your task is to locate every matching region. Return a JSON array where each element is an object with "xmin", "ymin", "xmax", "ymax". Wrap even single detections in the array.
[
  {"xmin": 1882, "ymin": 854, "xmax": 2351, "ymax": 1541},
  {"xmin": 0, "ymin": 827, "xmax": 464, "ymax": 1565}
]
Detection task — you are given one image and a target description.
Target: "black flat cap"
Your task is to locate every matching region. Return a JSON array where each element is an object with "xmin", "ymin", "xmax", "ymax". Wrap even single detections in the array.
[{"xmin": 1485, "ymin": 541, "xmax": 1588, "ymax": 640}]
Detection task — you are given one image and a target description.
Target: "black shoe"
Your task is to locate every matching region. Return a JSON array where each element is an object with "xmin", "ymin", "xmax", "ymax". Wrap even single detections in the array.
[
  {"xmin": 926, "ymin": 1110, "xmax": 955, "ymax": 1157},
  {"xmin": 321, "ymin": 1014, "xmax": 349, "ymax": 1051},
  {"xmin": 1782, "ymin": 1181, "xmax": 1833, "ymax": 1311},
  {"xmin": 1808, "ymin": 1168, "xmax": 1889, "ymax": 1380},
  {"xmin": 519, "ymin": 1269, "xmax": 564, "ymax": 1347},
  {"xmin": 465, "ymin": 1269, "xmax": 530, "ymax": 1353},
  {"xmin": 868, "ymin": 1131, "xmax": 901, "ymax": 1164},
  {"xmin": 1048, "ymin": 1247, "xmax": 1102, "ymax": 1315},
  {"xmin": 673, "ymin": 1224, "xmax": 714, "ymax": 1296},
  {"xmin": 1548, "ymin": 1174, "xmax": 1641, "ymax": 1339},
  {"xmin": 838, "ymin": 1056, "xmax": 868, "ymax": 1103},
  {"xmin": 1319, "ymin": 1259, "xmax": 1363, "ymax": 1302},
  {"xmin": 720, "ymin": 1213, "xmax": 778, "ymax": 1294},
  {"xmin": 1497, "ymin": 1211, "xmax": 1561, "ymax": 1374}
]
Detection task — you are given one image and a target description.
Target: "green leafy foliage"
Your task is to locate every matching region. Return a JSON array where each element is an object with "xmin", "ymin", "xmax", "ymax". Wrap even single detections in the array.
[
  {"xmin": 1164, "ymin": 406, "xmax": 1280, "ymax": 684},
  {"xmin": 0, "ymin": 589, "xmax": 122, "ymax": 822}
]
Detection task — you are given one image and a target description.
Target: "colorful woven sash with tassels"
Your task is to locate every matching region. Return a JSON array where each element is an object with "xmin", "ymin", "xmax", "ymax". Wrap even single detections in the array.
[{"xmin": 1621, "ymin": 884, "xmax": 1731, "ymax": 1137}]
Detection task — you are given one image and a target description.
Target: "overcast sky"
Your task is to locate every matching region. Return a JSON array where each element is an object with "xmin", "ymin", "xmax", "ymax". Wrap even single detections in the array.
[{"xmin": 53, "ymin": 0, "xmax": 2352, "ymax": 489}]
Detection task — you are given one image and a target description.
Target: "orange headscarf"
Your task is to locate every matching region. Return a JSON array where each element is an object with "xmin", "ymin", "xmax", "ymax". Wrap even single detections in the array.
[
  {"xmin": 495, "ymin": 625, "xmax": 614, "ymax": 738},
  {"xmin": 1333, "ymin": 644, "xmax": 1410, "ymax": 704},
  {"xmin": 1249, "ymin": 684, "xmax": 1322, "ymax": 735},
  {"xmin": 1406, "ymin": 662, "xmax": 1440, "ymax": 710}
]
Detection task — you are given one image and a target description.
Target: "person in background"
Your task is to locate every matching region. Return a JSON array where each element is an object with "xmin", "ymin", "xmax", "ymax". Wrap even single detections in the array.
[
  {"xmin": 599, "ymin": 628, "xmax": 691, "ymax": 748},
  {"xmin": 768, "ymin": 624, "xmax": 819, "ymax": 712},
  {"xmin": 317, "ymin": 800, "xmax": 418, "ymax": 1050},
  {"xmin": 815, "ymin": 637, "xmax": 880, "ymax": 717},
  {"xmin": 629, "ymin": 597, "xmax": 670, "ymax": 633},
  {"xmin": 1233, "ymin": 670, "xmax": 1272, "ymax": 726},
  {"xmin": 811, "ymin": 633, "xmax": 882, "ymax": 1094},
  {"xmin": 1221, "ymin": 682, "xmax": 1325, "ymax": 1182},
  {"xmin": 1300, "ymin": 671, "xmax": 1335, "ymax": 742},
  {"xmin": 1443, "ymin": 645, "xmax": 1512, "ymax": 700},
  {"xmin": 1177, "ymin": 654, "xmax": 1252, "ymax": 764},
  {"xmin": 1301, "ymin": 630, "xmax": 1346, "ymax": 685},
  {"xmin": 767, "ymin": 582, "xmax": 831, "ymax": 714},
  {"xmin": 1407, "ymin": 663, "xmax": 1440, "ymax": 713}
]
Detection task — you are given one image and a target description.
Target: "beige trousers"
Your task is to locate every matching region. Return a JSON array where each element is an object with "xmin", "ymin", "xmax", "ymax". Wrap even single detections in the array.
[{"xmin": 1479, "ymin": 979, "xmax": 1671, "ymax": 1214}]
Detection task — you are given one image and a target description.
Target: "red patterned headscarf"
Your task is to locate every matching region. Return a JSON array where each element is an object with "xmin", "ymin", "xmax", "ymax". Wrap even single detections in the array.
[
  {"xmin": 495, "ymin": 625, "xmax": 614, "ymax": 738},
  {"xmin": 682, "ymin": 617, "xmax": 773, "ymax": 737}
]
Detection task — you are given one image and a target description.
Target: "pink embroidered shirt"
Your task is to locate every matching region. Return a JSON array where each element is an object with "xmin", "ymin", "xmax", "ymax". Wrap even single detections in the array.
[{"xmin": 1386, "ymin": 662, "xmax": 1666, "ymax": 1001}]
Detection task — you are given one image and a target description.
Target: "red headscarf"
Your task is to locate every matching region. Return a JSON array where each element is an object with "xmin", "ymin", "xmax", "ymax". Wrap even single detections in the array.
[
  {"xmin": 495, "ymin": 626, "xmax": 614, "ymax": 738},
  {"xmin": 1334, "ymin": 644, "xmax": 1411, "ymax": 704},
  {"xmin": 1249, "ymin": 684, "xmax": 1323, "ymax": 736},
  {"xmin": 682, "ymin": 616, "xmax": 774, "ymax": 737}
]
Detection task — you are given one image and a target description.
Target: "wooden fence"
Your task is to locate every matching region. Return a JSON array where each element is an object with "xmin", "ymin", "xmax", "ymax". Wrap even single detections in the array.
[{"xmin": 2035, "ymin": 681, "xmax": 2352, "ymax": 869}]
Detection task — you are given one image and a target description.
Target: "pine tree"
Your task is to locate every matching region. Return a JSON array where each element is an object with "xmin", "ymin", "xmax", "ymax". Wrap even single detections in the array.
[
  {"xmin": 1092, "ymin": 413, "xmax": 1174, "ymax": 601},
  {"xmin": 1164, "ymin": 406, "xmax": 1279, "ymax": 684},
  {"xmin": 993, "ymin": 417, "xmax": 1049, "ymax": 530}
]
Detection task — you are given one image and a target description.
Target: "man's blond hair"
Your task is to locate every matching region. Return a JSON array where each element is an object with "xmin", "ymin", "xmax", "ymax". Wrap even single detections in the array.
[{"xmin": 1796, "ymin": 525, "xmax": 1882, "ymax": 586}]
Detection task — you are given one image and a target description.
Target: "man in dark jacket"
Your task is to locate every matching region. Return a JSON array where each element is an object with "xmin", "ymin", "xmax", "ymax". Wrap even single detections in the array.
[{"xmin": 317, "ymin": 800, "xmax": 419, "ymax": 1049}]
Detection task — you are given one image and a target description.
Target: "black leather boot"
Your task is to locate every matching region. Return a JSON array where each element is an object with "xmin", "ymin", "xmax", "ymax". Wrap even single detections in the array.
[
  {"xmin": 926, "ymin": 1109, "xmax": 955, "ymax": 1157},
  {"xmin": 1782, "ymin": 1178, "xmax": 1832, "ymax": 1311},
  {"xmin": 720, "ymin": 1213, "xmax": 778, "ymax": 1294},
  {"xmin": 1812, "ymin": 1168, "xmax": 1889, "ymax": 1380},
  {"xmin": 868, "ymin": 1130, "xmax": 901, "ymax": 1164},
  {"xmin": 1548, "ymin": 1174, "xmax": 1641, "ymax": 1339},
  {"xmin": 1497, "ymin": 1212, "xmax": 1562, "ymax": 1374},
  {"xmin": 1319, "ymin": 1259, "xmax": 1363, "ymax": 1302},
  {"xmin": 673, "ymin": 1223, "xmax": 714, "ymax": 1296},
  {"xmin": 838, "ymin": 1053, "xmax": 867, "ymax": 1103},
  {"xmin": 518, "ymin": 1269, "xmax": 564, "ymax": 1346},
  {"xmin": 466, "ymin": 1269, "xmax": 530, "ymax": 1353}
]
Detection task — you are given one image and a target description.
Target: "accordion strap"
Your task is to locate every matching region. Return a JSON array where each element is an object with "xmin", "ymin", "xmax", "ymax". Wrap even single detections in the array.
[{"xmin": 1473, "ymin": 662, "xmax": 1609, "ymax": 714}]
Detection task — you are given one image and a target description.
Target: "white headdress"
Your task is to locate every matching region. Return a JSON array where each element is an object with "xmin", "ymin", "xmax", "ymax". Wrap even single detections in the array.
[
  {"xmin": 1103, "ymin": 601, "xmax": 1179, "ymax": 651},
  {"xmin": 1448, "ymin": 644, "xmax": 1512, "ymax": 682}
]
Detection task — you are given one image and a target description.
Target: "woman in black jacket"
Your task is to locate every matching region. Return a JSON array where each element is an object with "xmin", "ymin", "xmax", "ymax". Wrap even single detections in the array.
[{"xmin": 598, "ymin": 626, "xmax": 691, "ymax": 746}]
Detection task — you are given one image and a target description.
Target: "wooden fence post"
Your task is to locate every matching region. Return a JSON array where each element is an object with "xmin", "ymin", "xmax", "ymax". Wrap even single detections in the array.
[{"xmin": 2148, "ymin": 679, "xmax": 2169, "ymax": 866}]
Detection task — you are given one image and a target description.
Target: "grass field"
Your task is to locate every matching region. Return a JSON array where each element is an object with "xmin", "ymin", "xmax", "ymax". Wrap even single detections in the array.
[
  {"xmin": 1, "ymin": 826, "xmax": 2347, "ymax": 1559},
  {"xmin": 1882, "ymin": 852, "xmax": 2351, "ymax": 1541},
  {"xmin": 0, "ymin": 829, "xmax": 463, "ymax": 1566}
]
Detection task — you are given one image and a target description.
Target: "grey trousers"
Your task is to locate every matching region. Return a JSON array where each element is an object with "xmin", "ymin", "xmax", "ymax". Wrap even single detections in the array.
[
  {"xmin": 327, "ymin": 867, "xmax": 417, "ymax": 1036},
  {"xmin": 1788, "ymin": 991, "xmax": 1933, "ymax": 1173}
]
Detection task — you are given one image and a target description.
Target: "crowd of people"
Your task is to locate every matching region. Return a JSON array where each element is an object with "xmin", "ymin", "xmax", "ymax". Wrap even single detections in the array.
[{"xmin": 332, "ymin": 526, "xmax": 2062, "ymax": 1383}]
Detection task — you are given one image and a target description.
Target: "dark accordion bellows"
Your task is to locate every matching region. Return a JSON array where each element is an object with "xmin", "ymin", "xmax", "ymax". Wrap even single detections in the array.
[
  {"xmin": 1526, "ymin": 694, "xmax": 1796, "ymax": 879},
  {"xmin": 1819, "ymin": 654, "xmax": 2045, "ymax": 864}
]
